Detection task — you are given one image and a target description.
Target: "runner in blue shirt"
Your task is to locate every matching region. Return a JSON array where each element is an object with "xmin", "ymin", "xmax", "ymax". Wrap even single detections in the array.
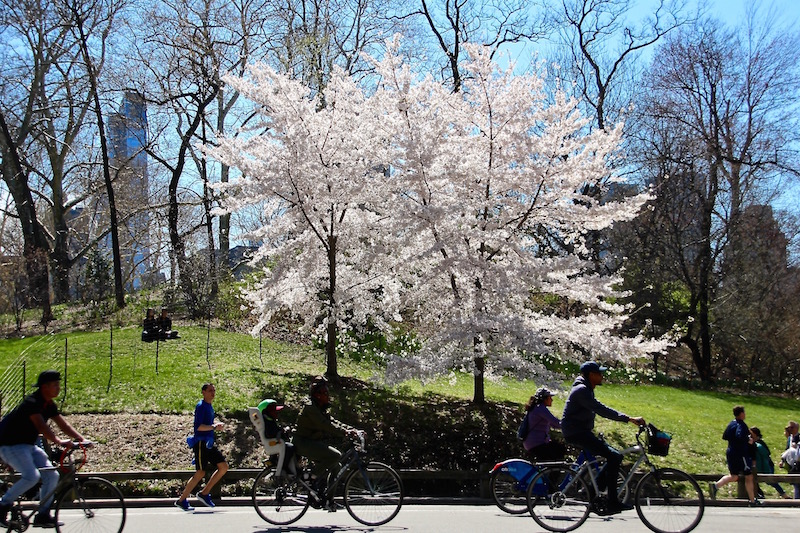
[{"xmin": 175, "ymin": 383, "xmax": 228, "ymax": 511}]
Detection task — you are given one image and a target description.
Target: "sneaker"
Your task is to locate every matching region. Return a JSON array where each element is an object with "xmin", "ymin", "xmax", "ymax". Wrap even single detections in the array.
[
  {"xmin": 174, "ymin": 499, "xmax": 194, "ymax": 511},
  {"xmin": 32, "ymin": 513, "xmax": 58, "ymax": 528},
  {"xmin": 196, "ymin": 492, "xmax": 216, "ymax": 508},
  {"xmin": 0, "ymin": 503, "xmax": 10, "ymax": 527},
  {"xmin": 324, "ymin": 499, "xmax": 338, "ymax": 513},
  {"xmin": 748, "ymin": 499, "xmax": 763, "ymax": 507},
  {"xmin": 708, "ymin": 483, "xmax": 718, "ymax": 500}
]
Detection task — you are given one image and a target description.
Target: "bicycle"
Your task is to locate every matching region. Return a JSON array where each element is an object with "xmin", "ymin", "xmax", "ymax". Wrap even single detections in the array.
[
  {"xmin": 490, "ymin": 448, "xmax": 630, "ymax": 515},
  {"xmin": 0, "ymin": 442, "xmax": 126, "ymax": 533},
  {"xmin": 251, "ymin": 432, "xmax": 404, "ymax": 526},
  {"xmin": 526, "ymin": 424, "xmax": 704, "ymax": 533}
]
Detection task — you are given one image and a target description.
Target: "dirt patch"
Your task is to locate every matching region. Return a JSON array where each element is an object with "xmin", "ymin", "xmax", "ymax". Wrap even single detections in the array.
[{"xmin": 71, "ymin": 413, "xmax": 265, "ymax": 472}]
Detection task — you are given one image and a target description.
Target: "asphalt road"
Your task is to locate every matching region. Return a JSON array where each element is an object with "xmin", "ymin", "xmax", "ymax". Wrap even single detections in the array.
[{"xmin": 119, "ymin": 502, "xmax": 800, "ymax": 532}]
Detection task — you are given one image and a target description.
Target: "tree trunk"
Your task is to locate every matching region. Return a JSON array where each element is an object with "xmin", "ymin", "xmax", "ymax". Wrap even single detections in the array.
[
  {"xmin": 325, "ymin": 233, "xmax": 339, "ymax": 378},
  {"xmin": 73, "ymin": 4, "xmax": 125, "ymax": 310},
  {"xmin": 0, "ymin": 111, "xmax": 53, "ymax": 324},
  {"xmin": 473, "ymin": 341, "xmax": 486, "ymax": 405}
]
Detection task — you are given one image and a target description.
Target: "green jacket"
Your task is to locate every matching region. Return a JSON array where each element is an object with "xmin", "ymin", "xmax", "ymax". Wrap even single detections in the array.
[
  {"xmin": 754, "ymin": 440, "xmax": 775, "ymax": 474},
  {"xmin": 294, "ymin": 401, "xmax": 354, "ymax": 440}
]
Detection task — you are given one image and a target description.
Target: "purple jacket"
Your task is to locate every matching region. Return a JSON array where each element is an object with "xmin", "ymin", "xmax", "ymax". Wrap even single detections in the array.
[{"xmin": 523, "ymin": 404, "xmax": 561, "ymax": 451}]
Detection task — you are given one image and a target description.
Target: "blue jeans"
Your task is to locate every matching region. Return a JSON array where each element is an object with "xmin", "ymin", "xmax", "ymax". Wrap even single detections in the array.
[
  {"xmin": 565, "ymin": 431, "xmax": 624, "ymax": 504},
  {"xmin": 0, "ymin": 444, "xmax": 59, "ymax": 513}
]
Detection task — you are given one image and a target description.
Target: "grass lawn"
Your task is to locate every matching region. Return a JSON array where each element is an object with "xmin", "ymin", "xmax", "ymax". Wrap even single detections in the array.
[{"xmin": 1, "ymin": 326, "xmax": 799, "ymax": 488}]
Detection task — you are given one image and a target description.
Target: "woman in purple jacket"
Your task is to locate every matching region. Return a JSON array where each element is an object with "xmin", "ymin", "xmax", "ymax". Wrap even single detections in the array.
[{"xmin": 522, "ymin": 387, "xmax": 566, "ymax": 461}]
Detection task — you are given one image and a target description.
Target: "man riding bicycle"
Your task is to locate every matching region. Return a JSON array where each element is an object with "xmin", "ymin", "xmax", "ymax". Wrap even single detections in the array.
[
  {"xmin": 0, "ymin": 370, "xmax": 87, "ymax": 528},
  {"xmin": 292, "ymin": 376, "xmax": 360, "ymax": 505},
  {"xmin": 561, "ymin": 361, "xmax": 645, "ymax": 516}
]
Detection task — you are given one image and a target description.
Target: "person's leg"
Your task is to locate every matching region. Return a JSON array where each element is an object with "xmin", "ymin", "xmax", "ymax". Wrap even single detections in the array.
[
  {"xmin": 200, "ymin": 461, "xmax": 228, "ymax": 494},
  {"xmin": 767, "ymin": 482, "xmax": 787, "ymax": 497},
  {"xmin": 567, "ymin": 433, "xmax": 623, "ymax": 504},
  {"xmin": 744, "ymin": 474, "xmax": 756, "ymax": 501},
  {"xmin": 294, "ymin": 439, "xmax": 341, "ymax": 478},
  {"xmin": 178, "ymin": 443, "xmax": 206, "ymax": 502},
  {"xmin": 0, "ymin": 445, "xmax": 42, "ymax": 504},
  {"xmin": 31, "ymin": 445, "xmax": 59, "ymax": 515},
  {"xmin": 179, "ymin": 470, "xmax": 206, "ymax": 502}
]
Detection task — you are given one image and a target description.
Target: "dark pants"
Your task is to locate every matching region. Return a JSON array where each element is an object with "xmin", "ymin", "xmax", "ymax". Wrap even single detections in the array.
[
  {"xmin": 527, "ymin": 440, "xmax": 567, "ymax": 462},
  {"xmin": 565, "ymin": 432, "xmax": 624, "ymax": 504}
]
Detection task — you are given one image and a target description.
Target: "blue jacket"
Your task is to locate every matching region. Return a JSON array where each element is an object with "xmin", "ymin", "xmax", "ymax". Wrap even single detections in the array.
[{"xmin": 561, "ymin": 375, "xmax": 629, "ymax": 439}]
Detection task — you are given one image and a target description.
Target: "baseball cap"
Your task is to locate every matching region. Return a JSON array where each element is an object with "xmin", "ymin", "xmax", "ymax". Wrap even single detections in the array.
[
  {"xmin": 580, "ymin": 361, "xmax": 607, "ymax": 375},
  {"xmin": 35, "ymin": 370, "xmax": 61, "ymax": 387}
]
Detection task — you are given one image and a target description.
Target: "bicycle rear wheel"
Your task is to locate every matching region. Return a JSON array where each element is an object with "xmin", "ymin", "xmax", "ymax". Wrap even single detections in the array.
[
  {"xmin": 54, "ymin": 477, "xmax": 126, "ymax": 533},
  {"xmin": 344, "ymin": 461, "xmax": 403, "ymax": 526},
  {"xmin": 252, "ymin": 467, "xmax": 310, "ymax": 525},
  {"xmin": 635, "ymin": 468, "xmax": 704, "ymax": 533},
  {"xmin": 527, "ymin": 465, "xmax": 591, "ymax": 532},
  {"xmin": 490, "ymin": 466, "xmax": 531, "ymax": 514}
]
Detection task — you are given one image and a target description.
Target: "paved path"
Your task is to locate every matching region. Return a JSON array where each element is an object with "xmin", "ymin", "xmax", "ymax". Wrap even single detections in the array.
[{"xmin": 119, "ymin": 501, "xmax": 800, "ymax": 532}]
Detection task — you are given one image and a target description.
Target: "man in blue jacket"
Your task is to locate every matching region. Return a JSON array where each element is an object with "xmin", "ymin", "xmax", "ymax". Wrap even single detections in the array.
[{"xmin": 561, "ymin": 361, "xmax": 645, "ymax": 515}]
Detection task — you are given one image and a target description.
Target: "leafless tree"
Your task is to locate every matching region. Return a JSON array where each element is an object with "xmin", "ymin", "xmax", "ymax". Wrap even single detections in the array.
[
  {"xmin": 627, "ymin": 12, "xmax": 800, "ymax": 382},
  {"xmin": 412, "ymin": 0, "xmax": 550, "ymax": 92},
  {"xmin": 552, "ymin": 0, "xmax": 691, "ymax": 132}
]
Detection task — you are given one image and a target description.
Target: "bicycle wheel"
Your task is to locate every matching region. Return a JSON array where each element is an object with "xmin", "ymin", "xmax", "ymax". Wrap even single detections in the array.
[
  {"xmin": 490, "ymin": 467, "xmax": 530, "ymax": 514},
  {"xmin": 344, "ymin": 461, "xmax": 403, "ymax": 526},
  {"xmin": 54, "ymin": 477, "xmax": 126, "ymax": 533},
  {"xmin": 527, "ymin": 465, "xmax": 591, "ymax": 532},
  {"xmin": 635, "ymin": 468, "xmax": 704, "ymax": 533},
  {"xmin": 252, "ymin": 467, "xmax": 310, "ymax": 525}
]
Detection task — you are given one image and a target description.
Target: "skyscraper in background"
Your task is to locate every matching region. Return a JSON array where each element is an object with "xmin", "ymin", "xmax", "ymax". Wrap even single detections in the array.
[{"xmin": 108, "ymin": 90, "xmax": 151, "ymax": 290}]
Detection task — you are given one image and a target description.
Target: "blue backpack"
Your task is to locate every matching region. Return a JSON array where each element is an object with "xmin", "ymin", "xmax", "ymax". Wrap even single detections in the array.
[{"xmin": 516, "ymin": 412, "xmax": 530, "ymax": 441}]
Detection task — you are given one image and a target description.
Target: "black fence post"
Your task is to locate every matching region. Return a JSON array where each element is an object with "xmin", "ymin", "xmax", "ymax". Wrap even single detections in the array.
[{"xmin": 63, "ymin": 338, "xmax": 68, "ymax": 402}]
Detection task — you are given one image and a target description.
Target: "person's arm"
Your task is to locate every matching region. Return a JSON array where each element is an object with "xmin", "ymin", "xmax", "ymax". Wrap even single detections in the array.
[
  {"xmin": 583, "ymin": 391, "xmax": 630, "ymax": 424},
  {"xmin": 306, "ymin": 405, "xmax": 348, "ymax": 438},
  {"xmin": 31, "ymin": 414, "xmax": 74, "ymax": 447},
  {"xmin": 52, "ymin": 414, "xmax": 86, "ymax": 442},
  {"xmin": 543, "ymin": 407, "xmax": 561, "ymax": 429}
]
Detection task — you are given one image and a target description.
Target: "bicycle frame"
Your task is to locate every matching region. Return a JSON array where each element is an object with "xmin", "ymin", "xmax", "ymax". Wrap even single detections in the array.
[
  {"xmin": 3, "ymin": 444, "xmax": 88, "ymax": 528},
  {"xmin": 560, "ymin": 429, "xmax": 656, "ymax": 503},
  {"xmin": 296, "ymin": 434, "xmax": 368, "ymax": 503}
]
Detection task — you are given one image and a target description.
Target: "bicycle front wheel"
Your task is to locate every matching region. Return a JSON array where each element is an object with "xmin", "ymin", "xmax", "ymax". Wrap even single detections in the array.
[
  {"xmin": 344, "ymin": 461, "xmax": 403, "ymax": 526},
  {"xmin": 635, "ymin": 468, "xmax": 704, "ymax": 533},
  {"xmin": 54, "ymin": 477, "xmax": 126, "ymax": 533},
  {"xmin": 490, "ymin": 466, "xmax": 531, "ymax": 514},
  {"xmin": 252, "ymin": 467, "xmax": 310, "ymax": 525},
  {"xmin": 527, "ymin": 465, "xmax": 591, "ymax": 532}
]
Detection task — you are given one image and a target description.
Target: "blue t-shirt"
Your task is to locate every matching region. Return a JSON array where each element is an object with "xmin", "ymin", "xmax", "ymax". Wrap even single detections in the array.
[{"xmin": 194, "ymin": 400, "xmax": 215, "ymax": 444}]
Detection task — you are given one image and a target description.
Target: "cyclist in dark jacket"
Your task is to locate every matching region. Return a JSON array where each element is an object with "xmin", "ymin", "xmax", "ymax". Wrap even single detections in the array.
[{"xmin": 561, "ymin": 362, "xmax": 644, "ymax": 516}]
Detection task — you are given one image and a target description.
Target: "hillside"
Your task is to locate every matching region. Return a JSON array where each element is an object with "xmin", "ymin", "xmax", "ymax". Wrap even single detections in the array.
[{"xmin": 2, "ymin": 325, "xmax": 800, "ymax": 498}]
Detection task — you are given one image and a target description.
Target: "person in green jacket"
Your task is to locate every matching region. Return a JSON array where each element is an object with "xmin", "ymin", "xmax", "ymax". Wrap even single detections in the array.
[
  {"xmin": 292, "ymin": 376, "xmax": 360, "ymax": 483},
  {"xmin": 751, "ymin": 426, "xmax": 790, "ymax": 499}
]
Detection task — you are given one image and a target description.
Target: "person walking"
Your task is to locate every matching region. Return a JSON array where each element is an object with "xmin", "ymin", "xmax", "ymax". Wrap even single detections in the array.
[
  {"xmin": 175, "ymin": 383, "xmax": 228, "ymax": 511},
  {"xmin": 561, "ymin": 362, "xmax": 645, "ymax": 515},
  {"xmin": 778, "ymin": 421, "xmax": 800, "ymax": 499},
  {"xmin": 0, "ymin": 370, "xmax": 87, "ymax": 528},
  {"xmin": 709, "ymin": 405, "xmax": 761, "ymax": 506},
  {"xmin": 522, "ymin": 387, "xmax": 565, "ymax": 461},
  {"xmin": 750, "ymin": 426, "xmax": 790, "ymax": 499}
]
